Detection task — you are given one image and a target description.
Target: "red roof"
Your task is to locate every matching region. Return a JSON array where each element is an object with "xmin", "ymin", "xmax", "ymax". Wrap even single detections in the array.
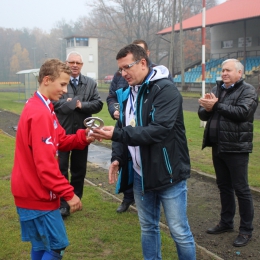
[{"xmin": 157, "ymin": 0, "xmax": 260, "ymax": 35}]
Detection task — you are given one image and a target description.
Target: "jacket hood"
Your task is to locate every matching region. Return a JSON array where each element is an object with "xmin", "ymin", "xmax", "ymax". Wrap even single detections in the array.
[{"xmin": 148, "ymin": 65, "xmax": 169, "ymax": 82}]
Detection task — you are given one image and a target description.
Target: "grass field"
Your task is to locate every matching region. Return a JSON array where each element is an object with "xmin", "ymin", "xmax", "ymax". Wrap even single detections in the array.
[
  {"xmin": 0, "ymin": 88, "xmax": 179, "ymax": 259},
  {"xmin": 1, "ymin": 87, "xmax": 259, "ymax": 259},
  {"xmin": 0, "ymin": 89, "xmax": 260, "ymax": 187},
  {"xmin": 0, "ymin": 131, "xmax": 178, "ymax": 259}
]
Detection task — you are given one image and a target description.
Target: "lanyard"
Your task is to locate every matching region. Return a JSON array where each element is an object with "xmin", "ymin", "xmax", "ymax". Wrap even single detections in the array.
[
  {"xmin": 36, "ymin": 91, "xmax": 58, "ymax": 130},
  {"xmin": 129, "ymin": 91, "xmax": 136, "ymax": 115},
  {"xmin": 36, "ymin": 91, "xmax": 51, "ymax": 113},
  {"xmin": 128, "ymin": 69, "xmax": 154, "ymax": 117}
]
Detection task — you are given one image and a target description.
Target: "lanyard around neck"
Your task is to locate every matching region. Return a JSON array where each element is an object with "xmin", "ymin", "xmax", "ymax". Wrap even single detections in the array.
[
  {"xmin": 129, "ymin": 91, "xmax": 136, "ymax": 115},
  {"xmin": 36, "ymin": 91, "xmax": 51, "ymax": 112}
]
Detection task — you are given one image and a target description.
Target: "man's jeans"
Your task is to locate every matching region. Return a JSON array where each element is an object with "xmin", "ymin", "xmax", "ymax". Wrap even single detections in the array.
[{"xmin": 133, "ymin": 171, "xmax": 196, "ymax": 260}]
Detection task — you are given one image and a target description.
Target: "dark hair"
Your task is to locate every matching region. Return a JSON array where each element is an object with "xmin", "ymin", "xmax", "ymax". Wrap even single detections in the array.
[
  {"xmin": 132, "ymin": 39, "xmax": 149, "ymax": 51},
  {"xmin": 116, "ymin": 44, "xmax": 149, "ymax": 66},
  {"xmin": 38, "ymin": 59, "xmax": 71, "ymax": 84}
]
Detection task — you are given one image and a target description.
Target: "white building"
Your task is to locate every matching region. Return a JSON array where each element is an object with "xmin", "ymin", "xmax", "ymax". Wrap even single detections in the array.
[{"xmin": 65, "ymin": 36, "xmax": 98, "ymax": 80}]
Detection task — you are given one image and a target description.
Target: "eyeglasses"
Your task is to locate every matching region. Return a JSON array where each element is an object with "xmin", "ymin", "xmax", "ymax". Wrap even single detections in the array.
[
  {"xmin": 118, "ymin": 60, "xmax": 140, "ymax": 74},
  {"xmin": 67, "ymin": 61, "xmax": 83, "ymax": 65}
]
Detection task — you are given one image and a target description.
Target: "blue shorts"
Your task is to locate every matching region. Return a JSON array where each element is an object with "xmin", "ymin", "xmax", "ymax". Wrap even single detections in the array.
[{"xmin": 19, "ymin": 209, "xmax": 69, "ymax": 251}]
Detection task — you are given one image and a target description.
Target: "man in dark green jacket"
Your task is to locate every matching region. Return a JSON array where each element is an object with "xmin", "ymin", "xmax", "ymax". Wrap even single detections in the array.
[
  {"xmin": 91, "ymin": 44, "xmax": 195, "ymax": 260},
  {"xmin": 198, "ymin": 58, "xmax": 258, "ymax": 247}
]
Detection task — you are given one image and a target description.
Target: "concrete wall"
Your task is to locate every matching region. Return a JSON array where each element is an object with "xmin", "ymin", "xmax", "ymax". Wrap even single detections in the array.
[
  {"xmin": 211, "ymin": 18, "xmax": 260, "ymax": 58},
  {"xmin": 66, "ymin": 37, "xmax": 98, "ymax": 80}
]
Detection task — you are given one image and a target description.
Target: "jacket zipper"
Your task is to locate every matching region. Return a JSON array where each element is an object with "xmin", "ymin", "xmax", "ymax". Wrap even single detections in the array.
[{"xmin": 163, "ymin": 148, "xmax": 173, "ymax": 183}]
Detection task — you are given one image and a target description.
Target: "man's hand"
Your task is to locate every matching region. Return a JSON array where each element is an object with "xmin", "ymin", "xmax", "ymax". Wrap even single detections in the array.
[
  {"xmin": 76, "ymin": 100, "xmax": 82, "ymax": 109},
  {"xmin": 91, "ymin": 126, "xmax": 114, "ymax": 140},
  {"xmin": 67, "ymin": 194, "xmax": 82, "ymax": 213},
  {"xmin": 113, "ymin": 110, "xmax": 119, "ymax": 119},
  {"xmin": 198, "ymin": 93, "xmax": 218, "ymax": 112},
  {"xmin": 109, "ymin": 160, "xmax": 119, "ymax": 184}
]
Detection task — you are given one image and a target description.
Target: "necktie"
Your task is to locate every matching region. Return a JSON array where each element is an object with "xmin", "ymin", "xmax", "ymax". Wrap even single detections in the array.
[{"xmin": 72, "ymin": 78, "xmax": 77, "ymax": 87}]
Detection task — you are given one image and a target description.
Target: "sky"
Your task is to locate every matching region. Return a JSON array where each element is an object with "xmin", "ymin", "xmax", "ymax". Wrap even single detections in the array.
[
  {"xmin": 0, "ymin": 0, "xmax": 91, "ymax": 32},
  {"xmin": 1, "ymin": 0, "xmax": 226, "ymax": 33}
]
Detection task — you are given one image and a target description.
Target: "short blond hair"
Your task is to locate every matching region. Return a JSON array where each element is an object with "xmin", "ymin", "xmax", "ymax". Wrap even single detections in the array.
[{"xmin": 38, "ymin": 59, "xmax": 71, "ymax": 84}]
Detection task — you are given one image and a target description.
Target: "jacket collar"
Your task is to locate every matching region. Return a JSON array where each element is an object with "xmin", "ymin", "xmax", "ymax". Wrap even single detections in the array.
[
  {"xmin": 217, "ymin": 78, "xmax": 244, "ymax": 90},
  {"xmin": 76, "ymin": 74, "xmax": 89, "ymax": 85}
]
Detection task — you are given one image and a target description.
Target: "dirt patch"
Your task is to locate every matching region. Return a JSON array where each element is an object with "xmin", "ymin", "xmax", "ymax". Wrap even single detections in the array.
[
  {"xmin": 86, "ymin": 164, "xmax": 260, "ymax": 260},
  {"xmin": 1, "ymin": 109, "xmax": 260, "ymax": 259}
]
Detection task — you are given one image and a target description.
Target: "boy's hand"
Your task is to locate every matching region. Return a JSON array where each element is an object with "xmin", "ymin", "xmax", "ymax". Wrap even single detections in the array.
[
  {"xmin": 85, "ymin": 129, "xmax": 95, "ymax": 143},
  {"xmin": 67, "ymin": 194, "xmax": 82, "ymax": 213}
]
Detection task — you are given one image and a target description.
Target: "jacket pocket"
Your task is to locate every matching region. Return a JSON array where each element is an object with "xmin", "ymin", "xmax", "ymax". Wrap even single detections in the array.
[{"xmin": 163, "ymin": 147, "xmax": 173, "ymax": 183}]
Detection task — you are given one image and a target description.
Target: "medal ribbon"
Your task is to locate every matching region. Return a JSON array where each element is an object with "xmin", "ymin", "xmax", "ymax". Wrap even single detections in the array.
[
  {"xmin": 129, "ymin": 91, "xmax": 136, "ymax": 115},
  {"xmin": 36, "ymin": 91, "xmax": 51, "ymax": 113}
]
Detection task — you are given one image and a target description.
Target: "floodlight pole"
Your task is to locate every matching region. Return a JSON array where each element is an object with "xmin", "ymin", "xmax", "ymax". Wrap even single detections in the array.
[
  {"xmin": 58, "ymin": 38, "xmax": 63, "ymax": 61},
  {"xmin": 32, "ymin": 47, "xmax": 36, "ymax": 68},
  {"xmin": 200, "ymin": 0, "xmax": 206, "ymax": 127}
]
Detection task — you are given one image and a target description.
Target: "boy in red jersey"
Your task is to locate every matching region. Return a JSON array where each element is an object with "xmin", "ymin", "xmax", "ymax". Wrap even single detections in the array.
[{"xmin": 11, "ymin": 59, "xmax": 95, "ymax": 260}]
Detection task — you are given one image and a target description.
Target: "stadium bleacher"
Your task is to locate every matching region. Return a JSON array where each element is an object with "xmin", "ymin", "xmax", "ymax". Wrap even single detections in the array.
[{"xmin": 174, "ymin": 57, "xmax": 260, "ymax": 84}]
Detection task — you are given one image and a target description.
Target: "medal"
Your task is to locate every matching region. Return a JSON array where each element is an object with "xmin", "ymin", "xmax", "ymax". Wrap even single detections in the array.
[{"xmin": 130, "ymin": 118, "xmax": 136, "ymax": 127}]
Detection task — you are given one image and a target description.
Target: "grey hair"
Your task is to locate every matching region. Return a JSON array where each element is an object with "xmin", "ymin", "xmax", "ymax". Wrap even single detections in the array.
[
  {"xmin": 222, "ymin": 59, "xmax": 244, "ymax": 73},
  {"xmin": 66, "ymin": 51, "xmax": 83, "ymax": 62}
]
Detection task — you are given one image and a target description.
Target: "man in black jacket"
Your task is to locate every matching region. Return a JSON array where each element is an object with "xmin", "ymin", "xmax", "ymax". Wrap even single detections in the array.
[
  {"xmin": 198, "ymin": 58, "xmax": 258, "ymax": 247},
  {"xmin": 106, "ymin": 39, "xmax": 152, "ymax": 213},
  {"xmin": 107, "ymin": 39, "xmax": 172, "ymax": 213},
  {"xmin": 53, "ymin": 51, "xmax": 103, "ymax": 218},
  {"xmin": 92, "ymin": 44, "xmax": 195, "ymax": 259}
]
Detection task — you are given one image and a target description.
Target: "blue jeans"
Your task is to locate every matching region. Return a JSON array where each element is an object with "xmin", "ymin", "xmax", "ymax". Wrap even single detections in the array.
[{"xmin": 133, "ymin": 171, "xmax": 196, "ymax": 260}]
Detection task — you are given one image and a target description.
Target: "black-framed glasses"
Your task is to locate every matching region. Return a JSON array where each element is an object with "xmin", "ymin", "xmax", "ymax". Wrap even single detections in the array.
[
  {"xmin": 118, "ymin": 60, "xmax": 140, "ymax": 74},
  {"xmin": 67, "ymin": 61, "xmax": 83, "ymax": 65}
]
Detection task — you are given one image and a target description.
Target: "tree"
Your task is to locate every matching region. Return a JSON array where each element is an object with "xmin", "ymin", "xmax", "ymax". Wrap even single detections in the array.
[
  {"xmin": 9, "ymin": 43, "xmax": 31, "ymax": 78},
  {"xmin": 83, "ymin": 0, "xmax": 177, "ymax": 76},
  {"xmin": 86, "ymin": 0, "xmax": 218, "ymax": 76},
  {"xmin": 0, "ymin": 0, "xmax": 218, "ymax": 81}
]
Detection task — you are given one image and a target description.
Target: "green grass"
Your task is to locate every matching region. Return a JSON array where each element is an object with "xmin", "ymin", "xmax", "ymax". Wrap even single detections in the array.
[
  {"xmin": 92, "ymin": 97, "xmax": 260, "ymax": 188},
  {"xmin": 0, "ymin": 92, "xmax": 26, "ymax": 114},
  {"xmin": 2, "ymin": 89, "xmax": 259, "ymax": 259},
  {"xmin": 1, "ymin": 90, "xmax": 260, "ymax": 187},
  {"xmin": 185, "ymin": 112, "xmax": 260, "ymax": 186},
  {"xmin": 0, "ymin": 131, "xmax": 178, "ymax": 259}
]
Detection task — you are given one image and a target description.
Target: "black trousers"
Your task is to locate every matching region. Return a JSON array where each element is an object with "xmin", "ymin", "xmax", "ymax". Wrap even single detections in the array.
[
  {"xmin": 59, "ymin": 146, "xmax": 89, "ymax": 209},
  {"xmin": 123, "ymin": 187, "xmax": 134, "ymax": 203},
  {"xmin": 212, "ymin": 145, "xmax": 254, "ymax": 235}
]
